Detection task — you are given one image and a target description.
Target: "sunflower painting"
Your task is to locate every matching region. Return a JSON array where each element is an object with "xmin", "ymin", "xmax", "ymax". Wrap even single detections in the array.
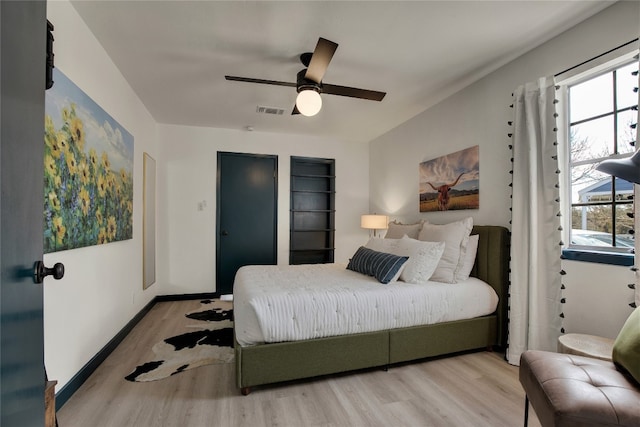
[{"xmin": 44, "ymin": 68, "xmax": 134, "ymax": 253}]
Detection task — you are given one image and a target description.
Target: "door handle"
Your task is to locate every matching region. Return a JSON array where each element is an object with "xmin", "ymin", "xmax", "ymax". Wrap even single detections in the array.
[
  {"xmin": 33, "ymin": 261, "xmax": 65, "ymax": 284},
  {"xmin": 221, "ymin": 230, "xmax": 229, "ymax": 236}
]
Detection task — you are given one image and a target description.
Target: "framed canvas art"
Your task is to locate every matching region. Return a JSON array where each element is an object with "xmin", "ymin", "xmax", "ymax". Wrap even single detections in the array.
[
  {"xmin": 44, "ymin": 68, "xmax": 134, "ymax": 252},
  {"xmin": 419, "ymin": 145, "xmax": 479, "ymax": 212}
]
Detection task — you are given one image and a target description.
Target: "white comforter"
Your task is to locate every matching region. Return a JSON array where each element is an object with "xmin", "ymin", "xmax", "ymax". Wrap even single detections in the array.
[{"xmin": 234, "ymin": 263, "xmax": 498, "ymax": 347}]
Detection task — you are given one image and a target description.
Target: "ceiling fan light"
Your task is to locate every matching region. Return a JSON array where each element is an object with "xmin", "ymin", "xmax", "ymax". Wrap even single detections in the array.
[{"xmin": 296, "ymin": 89, "xmax": 322, "ymax": 116}]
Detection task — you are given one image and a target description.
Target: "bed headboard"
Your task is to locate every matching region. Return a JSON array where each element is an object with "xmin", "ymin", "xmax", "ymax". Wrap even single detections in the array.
[{"xmin": 470, "ymin": 225, "xmax": 510, "ymax": 348}]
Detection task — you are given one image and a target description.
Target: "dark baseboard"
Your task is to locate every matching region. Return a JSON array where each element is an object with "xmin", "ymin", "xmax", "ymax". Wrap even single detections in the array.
[
  {"xmin": 155, "ymin": 292, "xmax": 219, "ymax": 302},
  {"xmin": 54, "ymin": 292, "xmax": 217, "ymax": 410}
]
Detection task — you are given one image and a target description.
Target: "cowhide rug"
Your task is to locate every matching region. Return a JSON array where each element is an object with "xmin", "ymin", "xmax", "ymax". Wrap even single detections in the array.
[{"xmin": 125, "ymin": 299, "xmax": 234, "ymax": 382}]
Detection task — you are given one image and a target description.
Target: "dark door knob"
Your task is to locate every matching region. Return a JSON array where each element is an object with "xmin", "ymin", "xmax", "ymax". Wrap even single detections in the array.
[
  {"xmin": 33, "ymin": 261, "xmax": 64, "ymax": 284},
  {"xmin": 221, "ymin": 230, "xmax": 229, "ymax": 236}
]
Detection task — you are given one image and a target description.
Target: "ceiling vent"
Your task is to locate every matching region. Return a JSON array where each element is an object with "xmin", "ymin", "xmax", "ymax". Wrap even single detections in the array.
[{"xmin": 256, "ymin": 106, "xmax": 285, "ymax": 115}]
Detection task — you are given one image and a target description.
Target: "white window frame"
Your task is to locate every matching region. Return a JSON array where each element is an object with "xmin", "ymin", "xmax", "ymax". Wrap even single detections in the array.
[{"xmin": 557, "ymin": 49, "xmax": 639, "ymax": 259}]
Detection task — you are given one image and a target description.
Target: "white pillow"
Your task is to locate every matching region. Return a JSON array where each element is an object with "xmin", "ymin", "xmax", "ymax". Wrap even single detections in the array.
[
  {"xmin": 384, "ymin": 220, "xmax": 424, "ymax": 239},
  {"xmin": 418, "ymin": 217, "xmax": 473, "ymax": 283},
  {"xmin": 455, "ymin": 234, "xmax": 479, "ymax": 282},
  {"xmin": 365, "ymin": 236, "xmax": 445, "ymax": 284},
  {"xmin": 365, "ymin": 237, "xmax": 400, "ymax": 252},
  {"xmin": 396, "ymin": 236, "xmax": 445, "ymax": 283}
]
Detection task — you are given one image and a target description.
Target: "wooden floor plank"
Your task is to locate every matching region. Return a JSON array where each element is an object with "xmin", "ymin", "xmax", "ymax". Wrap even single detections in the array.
[{"xmin": 57, "ymin": 300, "xmax": 542, "ymax": 426}]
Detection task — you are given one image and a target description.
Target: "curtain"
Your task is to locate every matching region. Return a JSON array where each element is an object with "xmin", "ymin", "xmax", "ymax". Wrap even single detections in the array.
[{"xmin": 507, "ymin": 76, "xmax": 563, "ymax": 365}]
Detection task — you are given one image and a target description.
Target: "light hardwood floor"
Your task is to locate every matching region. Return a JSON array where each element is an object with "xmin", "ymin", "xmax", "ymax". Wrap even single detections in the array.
[{"xmin": 57, "ymin": 300, "xmax": 541, "ymax": 426}]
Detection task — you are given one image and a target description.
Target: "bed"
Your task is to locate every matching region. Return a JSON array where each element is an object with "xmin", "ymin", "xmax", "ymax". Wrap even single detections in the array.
[{"xmin": 234, "ymin": 225, "xmax": 510, "ymax": 395}]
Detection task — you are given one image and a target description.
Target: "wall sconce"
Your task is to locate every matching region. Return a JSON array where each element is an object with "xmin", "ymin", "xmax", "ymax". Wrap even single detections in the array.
[
  {"xmin": 361, "ymin": 214, "xmax": 388, "ymax": 237},
  {"xmin": 596, "ymin": 150, "xmax": 640, "ymax": 184},
  {"xmin": 597, "ymin": 150, "xmax": 639, "ymax": 254}
]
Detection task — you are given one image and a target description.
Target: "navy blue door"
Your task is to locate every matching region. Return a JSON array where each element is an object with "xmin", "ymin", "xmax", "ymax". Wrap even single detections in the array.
[
  {"xmin": 216, "ymin": 152, "xmax": 277, "ymax": 295},
  {"xmin": 0, "ymin": 1, "xmax": 47, "ymax": 425}
]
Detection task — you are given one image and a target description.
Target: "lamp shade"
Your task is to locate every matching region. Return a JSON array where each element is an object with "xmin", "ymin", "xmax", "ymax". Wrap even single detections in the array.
[
  {"xmin": 361, "ymin": 214, "xmax": 389, "ymax": 230},
  {"xmin": 596, "ymin": 150, "xmax": 640, "ymax": 184},
  {"xmin": 296, "ymin": 89, "xmax": 322, "ymax": 116}
]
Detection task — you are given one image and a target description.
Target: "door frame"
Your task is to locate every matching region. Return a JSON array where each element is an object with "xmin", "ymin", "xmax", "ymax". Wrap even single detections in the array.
[{"xmin": 215, "ymin": 151, "xmax": 278, "ymax": 294}]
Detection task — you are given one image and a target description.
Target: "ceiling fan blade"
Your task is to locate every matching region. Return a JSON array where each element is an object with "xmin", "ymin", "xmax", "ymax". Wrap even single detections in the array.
[
  {"xmin": 322, "ymin": 83, "xmax": 386, "ymax": 101},
  {"xmin": 292, "ymin": 105, "xmax": 301, "ymax": 115},
  {"xmin": 225, "ymin": 75, "xmax": 297, "ymax": 88},
  {"xmin": 305, "ymin": 38, "xmax": 338, "ymax": 84}
]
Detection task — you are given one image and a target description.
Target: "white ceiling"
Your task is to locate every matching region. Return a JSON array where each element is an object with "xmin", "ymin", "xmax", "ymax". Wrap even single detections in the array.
[{"xmin": 70, "ymin": 0, "xmax": 613, "ymax": 142}]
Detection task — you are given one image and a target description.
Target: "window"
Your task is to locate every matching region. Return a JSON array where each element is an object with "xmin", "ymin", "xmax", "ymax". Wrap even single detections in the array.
[{"xmin": 561, "ymin": 58, "xmax": 638, "ymax": 256}]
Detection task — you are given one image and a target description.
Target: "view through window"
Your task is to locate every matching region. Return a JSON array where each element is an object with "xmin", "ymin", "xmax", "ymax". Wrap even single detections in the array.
[{"xmin": 566, "ymin": 60, "xmax": 639, "ymax": 251}]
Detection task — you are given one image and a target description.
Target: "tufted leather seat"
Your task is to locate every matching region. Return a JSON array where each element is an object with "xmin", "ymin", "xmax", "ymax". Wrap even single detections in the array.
[{"xmin": 519, "ymin": 350, "xmax": 640, "ymax": 427}]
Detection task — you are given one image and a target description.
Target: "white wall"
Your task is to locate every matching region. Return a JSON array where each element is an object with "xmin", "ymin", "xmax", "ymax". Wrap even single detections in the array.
[
  {"xmin": 369, "ymin": 1, "xmax": 639, "ymax": 338},
  {"xmin": 156, "ymin": 125, "xmax": 370, "ymax": 295},
  {"xmin": 44, "ymin": 1, "xmax": 159, "ymax": 389},
  {"xmin": 562, "ymin": 260, "xmax": 635, "ymax": 339}
]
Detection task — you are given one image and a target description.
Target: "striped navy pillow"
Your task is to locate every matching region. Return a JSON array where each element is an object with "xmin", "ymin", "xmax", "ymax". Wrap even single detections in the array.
[{"xmin": 347, "ymin": 246, "xmax": 409, "ymax": 284}]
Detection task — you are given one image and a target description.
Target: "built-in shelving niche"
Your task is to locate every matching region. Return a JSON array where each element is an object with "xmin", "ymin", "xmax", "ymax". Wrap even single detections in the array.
[{"xmin": 290, "ymin": 156, "xmax": 335, "ymax": 265}]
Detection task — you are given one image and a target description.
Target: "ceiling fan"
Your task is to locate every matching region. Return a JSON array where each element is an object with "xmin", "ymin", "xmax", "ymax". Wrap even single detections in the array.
[{"xmin": 225, "ymin": 37, "xmax": 386, "ymax": 117}]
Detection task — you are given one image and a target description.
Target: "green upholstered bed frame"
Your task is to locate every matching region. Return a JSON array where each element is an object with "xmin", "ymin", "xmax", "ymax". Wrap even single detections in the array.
[{"xmin": 235, "ymin": 225, "xmax": 510, "ymax": 394}]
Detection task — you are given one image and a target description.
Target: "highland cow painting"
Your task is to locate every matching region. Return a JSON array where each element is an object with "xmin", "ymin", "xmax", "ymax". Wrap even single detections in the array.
[
  {"xmin": 44, "ymin": 68, "xmax": 134, "ymax": 253},
  {"xmin": 419, "ymin": 145, "xmax": 479, "ymax": 212}
]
